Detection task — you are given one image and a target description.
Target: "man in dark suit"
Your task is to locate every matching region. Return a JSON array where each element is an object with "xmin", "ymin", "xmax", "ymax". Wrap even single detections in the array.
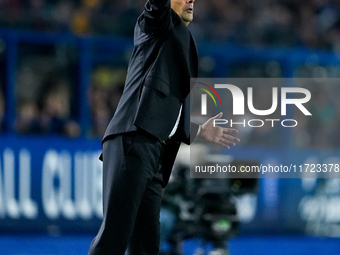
[{"xmin": 88, "ymin": 1, "xmax": 239, "ymax": 254}]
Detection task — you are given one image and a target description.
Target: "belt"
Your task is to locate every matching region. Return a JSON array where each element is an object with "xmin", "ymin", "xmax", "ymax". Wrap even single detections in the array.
[{"xmin": 136, "ymin": 128, "xmax": 172, "ymax": 145}]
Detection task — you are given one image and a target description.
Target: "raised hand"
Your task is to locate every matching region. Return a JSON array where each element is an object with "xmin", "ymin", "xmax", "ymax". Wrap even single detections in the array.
[{"xmin": 197, "ymin": 112, "xmax": 240, "ymax": 149}]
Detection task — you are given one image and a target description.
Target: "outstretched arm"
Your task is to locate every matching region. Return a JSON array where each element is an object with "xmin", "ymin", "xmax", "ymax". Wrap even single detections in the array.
[
  {"xmin": 197, "ymin": 112, "xmax": 240, "ymax": 150},
  {"xmin": 143, "ymin": 0, "xmax": 172, "ymax": 34}
]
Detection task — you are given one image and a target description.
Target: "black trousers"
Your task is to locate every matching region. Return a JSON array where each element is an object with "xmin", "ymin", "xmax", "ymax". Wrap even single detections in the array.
[{"xmin": 88, "ymin": 131, "xmax": 165, "ymax": 255}]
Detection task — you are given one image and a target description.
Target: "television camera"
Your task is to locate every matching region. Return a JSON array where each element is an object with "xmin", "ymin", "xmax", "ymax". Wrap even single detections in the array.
[{"xmin": 161, "ymin": 145, "xmax": 259, "ymax": 255}]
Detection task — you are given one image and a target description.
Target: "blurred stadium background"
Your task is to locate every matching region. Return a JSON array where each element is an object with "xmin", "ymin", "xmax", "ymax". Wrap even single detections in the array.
[{"xmin": 1, "ymin": 0, "xmax": 340, "ymax": 254}]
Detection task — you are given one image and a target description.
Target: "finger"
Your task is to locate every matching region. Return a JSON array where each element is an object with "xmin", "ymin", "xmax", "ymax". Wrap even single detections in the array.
[
  {"xmin": 220, "ymin": 137, "xmax": 236, "ymax": 146},
  {"xmin": 222, "ymin": 134, "xmax": 240, "ymax": 143},
  {"xmin": 222, "ymin": 127, "xmax": 238, "ymax": 134},
  {"xmin": 212, "ymin": 112, "xmax": 223, "ymax": 120},
  {"xmin": 217, "ymin": 140, "xmax": 230, "ymax": 149}
]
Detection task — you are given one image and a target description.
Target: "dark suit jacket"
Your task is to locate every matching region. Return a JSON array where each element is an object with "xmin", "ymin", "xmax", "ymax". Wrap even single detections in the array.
[{"xmin": 102, "ymin": 0, "xmax": 199, "ymax": 185}]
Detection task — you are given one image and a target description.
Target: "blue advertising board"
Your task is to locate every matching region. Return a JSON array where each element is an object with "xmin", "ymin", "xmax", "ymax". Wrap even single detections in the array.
[
  {"xmin": 1, "ymin": 135, "xmax": 340, "ymax": 237},
  {"xmin": 226, "ymin": 146, "xmax": 340, "ymax": 236},
  {"xmin": 0, "ymin": 135, "xmax": 103, "ymax": 234}
]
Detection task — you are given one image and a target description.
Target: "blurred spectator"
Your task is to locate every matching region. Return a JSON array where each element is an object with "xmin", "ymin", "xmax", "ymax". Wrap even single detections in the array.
[
  {"xmin": 71, "ymin": 6, "xmax": 91, "ymax": 35},
  {"xmin": 15, "ymin": 100, "xmax": 42, "ymax": 134},
  {"xmin": 0, "ymin": 0, "xmax": 24, "ymax": 27},
  {"xmin": 253, "ymin": 2, "xmax": 297, "ymax": 46},
  {"xmin": 1, "ymin": 0, "xmax": 340, "ymax": 49},
  {"xmin": 40, "ymin": 78, "xmax": 81, "ymax": 137},
  {"xmin": 53, "ymin": 1, "xmax": 76, "ymax": 32},
  {"xmin": 14, "ymin": 41, "xmax": 80, "ymax": 138},
  {"xmin": 15, "ymin": 97, "xmax": 81, "ymax": 137},
  {"xmin": 88, "ymin": 67, "xmax": 125, "ymax": 138},
  {"xmin": 292, "ymin": 83, "xmax": 340, "ymax": 149},
  {"xmin": 292, "ymin": 107, "xmax": 310, "ymax": 148},
  {"xmin": 89, "ymin": 98, "xmax": 110, "ymax": 138},
  {"xmin": 307, "ymin": 86, "xmax": 336, "ymax": 148},
  {"xmin": 2, "ymin": 0, "xmax": 340, "ymax": 148},
  {"xmin": 15, "ymin": 81, "xmax": 81, "ymax": 137}
]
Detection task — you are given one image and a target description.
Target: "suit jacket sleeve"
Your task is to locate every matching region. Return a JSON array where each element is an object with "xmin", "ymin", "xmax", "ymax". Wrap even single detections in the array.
[
  {"xmin": 181, "ymin": 95, "xmax": 200, "ymax": 145},
  {"xmin": 189, "ymin": 122, "xmax": 199, "ymax": 144},
  {"xmin": 142, "ymin": 0, "xmax": 172, "ymax": 34}
]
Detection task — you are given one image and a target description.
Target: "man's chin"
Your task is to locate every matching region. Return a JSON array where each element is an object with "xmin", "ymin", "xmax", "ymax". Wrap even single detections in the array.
[{"xmin": 182, "ymin": 15, "xmax": 193, "ymax": 24}]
